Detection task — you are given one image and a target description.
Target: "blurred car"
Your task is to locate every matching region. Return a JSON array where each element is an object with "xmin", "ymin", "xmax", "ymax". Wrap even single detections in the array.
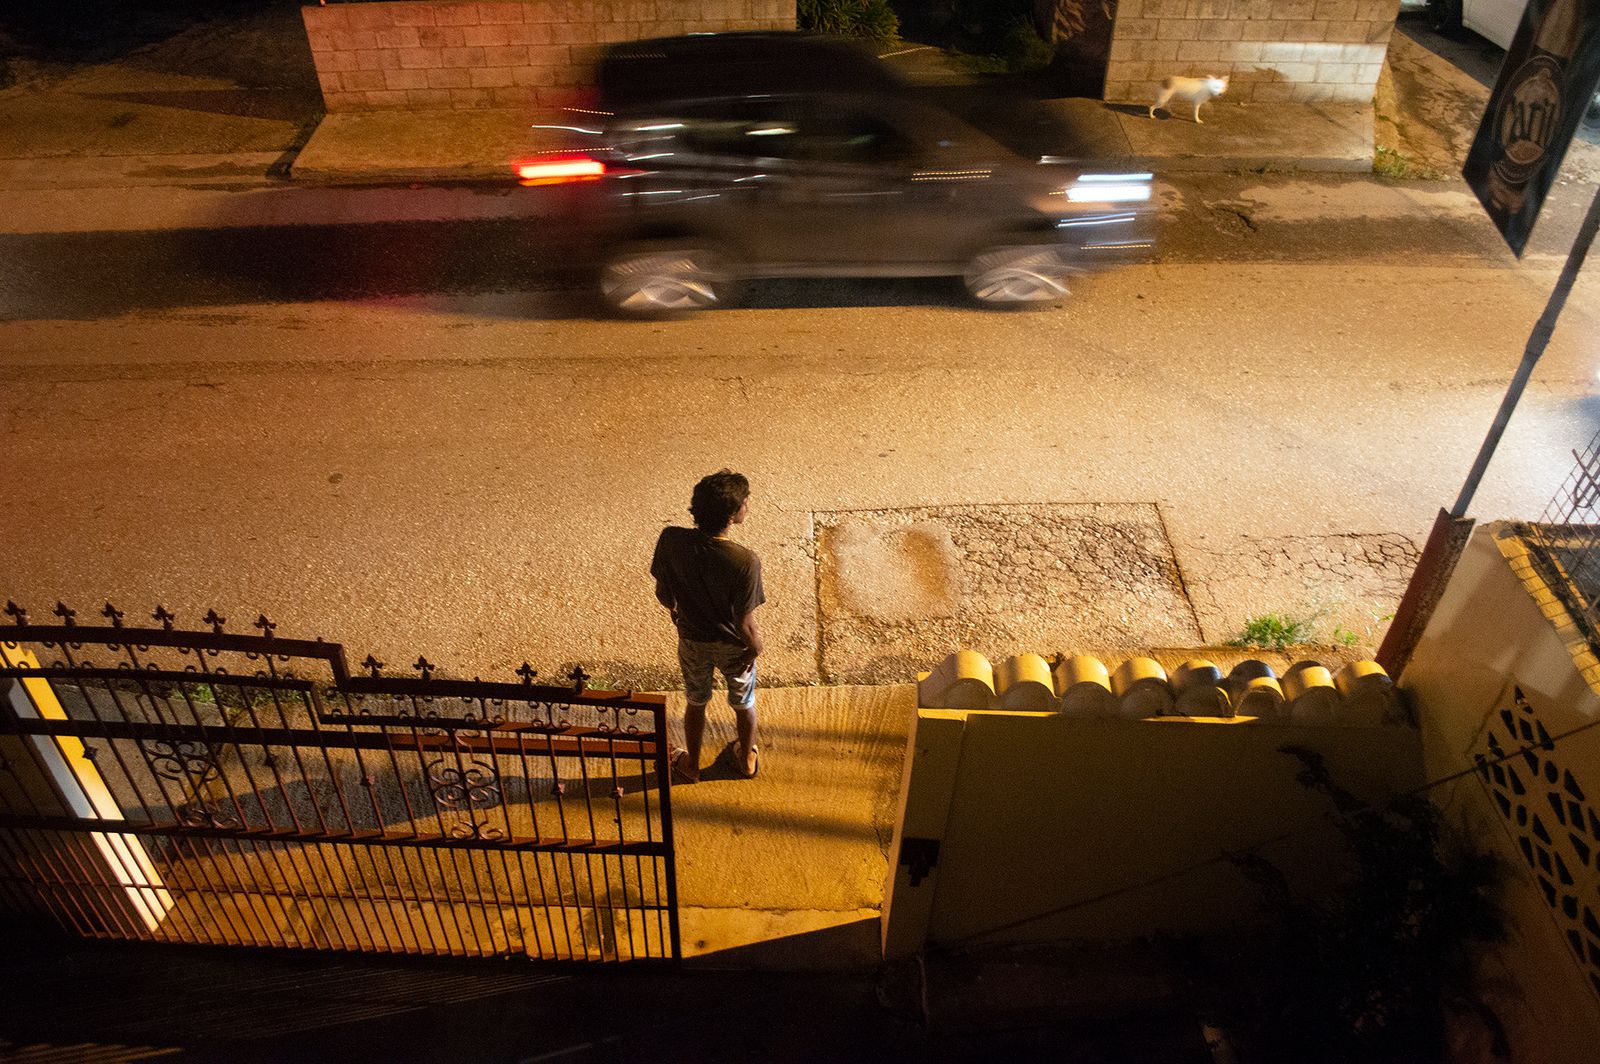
[{"xmin": 515, "ymin": 32, "xmax": 1154, "ymax": 315}]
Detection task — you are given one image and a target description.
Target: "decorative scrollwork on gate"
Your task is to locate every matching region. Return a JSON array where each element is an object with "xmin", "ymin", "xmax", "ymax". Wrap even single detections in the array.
[
  {"xmin": 0, "ymin": 599, "xmax": 678, "ymax": 961},
  {"xmin": 448, "ymin": 819, "xmax": 507, "ymax": 841},
  {"xmin": 176, "ymin": 798, "xmax": 240, "ymax": 830},
  {"xmin": 141, "ymin": 738, "xmax": 221, "ymax": 783},
  {"xmin": 427, "ymin": 760, "xmax": 500, "ymax": 809}
]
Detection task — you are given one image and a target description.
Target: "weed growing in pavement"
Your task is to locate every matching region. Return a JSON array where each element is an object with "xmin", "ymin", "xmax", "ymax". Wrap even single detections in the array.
[
  {"xmin": 1230, "ymin": 612, "xmax": 1315, "ymax": 650},
  {"xmin": 1374, "ymin": 144, "xmax": 1444, "ymax": 181},
  {"xmin": 1373, "ymin": 145, "xmax": 1408, "ymax": 177},
  {"xmin": 1332, "ymin": 625, "xmax": 1360, "ymax": 647}
]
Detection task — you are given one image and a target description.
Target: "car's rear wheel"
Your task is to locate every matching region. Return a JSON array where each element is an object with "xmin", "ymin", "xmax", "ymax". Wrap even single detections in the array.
[
  {"xmin": 963, "ymin": 246, "xmax": 1074, "ymax": 307},
  {"xmin": 598, "ymin": 244, "xmax": 735, "ymax": 316}
]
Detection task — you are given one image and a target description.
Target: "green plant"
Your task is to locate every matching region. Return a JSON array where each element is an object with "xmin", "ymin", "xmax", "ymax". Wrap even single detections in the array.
[
  {"xmin": 996, "ymin": 15, "xmax": 1054, "ymax": 71},
  {"xmin": 1190, "ymin": 748, "xmax": 1508, "ymax": 1063},
  {"xmin": 1374, "ymin": 144, "xmax": 1408, "ymax": 178},
  {"xmin": 1332, "ymin": 625, "xmax": 1360, "ymax": 647},
  {"xmin": 1230, "ymin": 612, "xmax": 1314, "ymax": 650},
  {"xmin": 950, "ymin": 0, "xmax": 1056, "ymax": 73},
  {"xmin": 798, "ymin": 0, "xmax": 900, "ymax": 42},
  {"xmin": 1373, "ymin": 144, "xmax": 1444, "ymax": 181}
]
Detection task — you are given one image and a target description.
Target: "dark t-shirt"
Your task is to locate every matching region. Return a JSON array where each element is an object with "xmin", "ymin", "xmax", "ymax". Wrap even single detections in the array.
[{"xmin": 650, "ymin": 526, "xmax": 765, "ymax": 645}]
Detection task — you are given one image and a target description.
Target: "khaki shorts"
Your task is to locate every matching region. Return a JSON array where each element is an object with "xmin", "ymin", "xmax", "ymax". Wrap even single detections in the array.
[{"xmin": 678, "ymin": 637, "xmax": 756, "ymax": 708}]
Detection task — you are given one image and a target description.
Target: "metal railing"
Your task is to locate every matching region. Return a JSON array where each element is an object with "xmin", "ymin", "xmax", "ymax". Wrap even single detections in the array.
[
  {"xmin": 1520, "ymin": 427, "xmax": 1600, "ymax": 648},
  {"xmin": 0, "ymin": 601, "xmax": 679, "ymax": 963}
]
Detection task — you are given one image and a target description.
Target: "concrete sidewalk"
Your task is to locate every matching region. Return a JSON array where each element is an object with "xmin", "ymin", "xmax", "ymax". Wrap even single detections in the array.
[
  {"xmin": 1105, "ymin": 98, "xmax": 1373, "ymax": 173},
  {"xmin": 667, "ymin": 683, "xmax": 912, "ymax": 969},
  {"xmin": 286, "ymin": 97, "xmax": 1375, "ymax": 185},
  {"xmin": 0, "ymin": 76, "xmax": 1378, "ymax": 195},
  {"xmin": 0, "ymin": 95, "xmax": 1379, "ymax": 235},
  {"xmin": 0, "ymin": 4, "xmax": 1380, "ymax": 203},
  {"xmin": 290, "ymin": 106, "xmax": 537, "ymax": 185},
  {"xmin": 0, "ymin": 94, "xmax": 1375, "ymax": 197},
  {"xmin": 0, "ymin": 95, "xmax": 1377, "ymax": 237}
]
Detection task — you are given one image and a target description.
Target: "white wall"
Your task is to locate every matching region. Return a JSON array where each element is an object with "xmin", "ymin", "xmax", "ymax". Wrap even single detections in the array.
[{"xmin": 1402, "ymin": 521, "xmax": 1600, "ymax": 1064}]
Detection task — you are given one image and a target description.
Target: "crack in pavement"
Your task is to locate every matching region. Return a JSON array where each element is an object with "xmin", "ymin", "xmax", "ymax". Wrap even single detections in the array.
[
  {"xmin": 1208, "ymin": 201, "xmax": 1260, "ymax": 236},
  {"xmin": 814, "ymin": 503, "xmax": 1202, "ymax": 684},
  {"xmin": 1182, "ymin": 531, "xmax": 1422, "ymax": 645},
  {"xmin": 711, "ymin": 374, "xmax": 751, "ymax": 402}
]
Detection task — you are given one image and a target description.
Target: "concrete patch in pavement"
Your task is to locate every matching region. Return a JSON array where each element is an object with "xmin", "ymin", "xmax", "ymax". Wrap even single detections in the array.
[
  {"xmin": 1181, "ymin": 531, "xmax": 1421, "ymax": 650},
  {"xmin": 815, "ymin": 504, "xmax": 1203, "ymax": 685}
]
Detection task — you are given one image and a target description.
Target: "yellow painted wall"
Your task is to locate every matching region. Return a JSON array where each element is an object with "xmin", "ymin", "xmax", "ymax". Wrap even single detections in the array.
[
  {"xmin": 883, "ymin": 707, "xmax": 1422, "ymax": 954},
  {"xmin": 1402, "ymin": 523, "xmax": 1600, "ymax": 1064},
  {"xmin": 0, "ymin": 646, "xmax": 173, "ymax": 933}
]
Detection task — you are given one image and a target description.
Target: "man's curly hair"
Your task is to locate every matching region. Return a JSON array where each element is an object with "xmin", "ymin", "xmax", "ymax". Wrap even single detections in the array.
[{"xmin": 689, "ymin": 469, "xmax": 750, "ymax": 534}]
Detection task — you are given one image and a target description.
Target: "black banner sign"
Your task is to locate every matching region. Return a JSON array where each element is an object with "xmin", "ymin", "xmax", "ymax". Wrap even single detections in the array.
[{"xmin": 1463, "ymin": 0, "xmax": 1600, "ymax": 256}]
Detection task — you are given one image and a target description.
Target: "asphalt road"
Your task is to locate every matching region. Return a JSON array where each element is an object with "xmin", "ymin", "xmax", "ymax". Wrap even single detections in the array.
[
  {"xmin": 0, "ymin": 170, "xmax": 1592, "ymax": 317},
  {"xmin": 2, "ymin": 171, "xmax": 1598, "ymax": 689}
]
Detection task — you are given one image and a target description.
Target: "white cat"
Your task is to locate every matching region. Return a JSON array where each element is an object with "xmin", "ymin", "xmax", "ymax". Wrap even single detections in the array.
[{"xmin": 1148, "ymin": 75, "xmax": 1229, "ymax": 124}]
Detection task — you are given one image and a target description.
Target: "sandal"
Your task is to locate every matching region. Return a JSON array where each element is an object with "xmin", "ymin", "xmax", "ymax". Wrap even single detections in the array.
[
  {"xmin": 669, "ymin": 748, "xmax": 698, "ymax": 784},
  {"xmin": 734, "ymin": 743, "xmax": 759, "ymax": 780}
]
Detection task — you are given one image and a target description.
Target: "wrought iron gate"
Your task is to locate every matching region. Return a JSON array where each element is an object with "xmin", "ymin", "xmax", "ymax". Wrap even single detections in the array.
[{"xmin": 0, "ymin": 601, "xmax": 679, "ymax": 962}]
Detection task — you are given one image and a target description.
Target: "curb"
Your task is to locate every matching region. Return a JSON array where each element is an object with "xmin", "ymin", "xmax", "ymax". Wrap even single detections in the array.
[
  {"xmin": 1128, "ymin": 152, "xmax": 1374, "ymax": 173},
  {"xmin": 0, "ymin": 152, "xmax": 286, "ymax": 191},
  {"xmin": 286, "ymin": 163, "xmax": 515, "ymax": 186}
]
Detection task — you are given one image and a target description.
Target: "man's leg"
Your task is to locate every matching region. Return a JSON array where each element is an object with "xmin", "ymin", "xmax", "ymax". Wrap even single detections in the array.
[
  {"xmin": 733, "ymin": 704, "xmax": 758, "ymax": 776},
  {"xmin": 725, "ymin": 657, "xmax": 759, "ymax": 777},
  {"xmin": 676, "ymin": 639, "xmax": 715, "ymax": 782},
  {"xmin": 681, "ymin": 699, "xmax": 708, "ymax": 781}
]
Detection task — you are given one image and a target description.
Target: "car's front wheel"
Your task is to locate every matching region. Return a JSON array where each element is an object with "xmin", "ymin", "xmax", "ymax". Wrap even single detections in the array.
[
  {"xmin": 963, "ymin": 246, "xmax": 1074, "ymax": 307},
  {"xmin": 598, "ymin": 244, "xmax": 735, "ymax": 316}
]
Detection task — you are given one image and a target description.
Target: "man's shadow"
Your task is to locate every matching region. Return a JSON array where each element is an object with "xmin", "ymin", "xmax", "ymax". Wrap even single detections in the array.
[{"xmin": 685, "ymin": 741, "xmax": 755, "ymax": 784}]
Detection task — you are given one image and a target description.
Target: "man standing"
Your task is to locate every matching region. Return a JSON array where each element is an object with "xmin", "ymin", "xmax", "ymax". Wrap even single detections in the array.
[{"xmin": 651, "ymin": 469, "xmax": 764, "ymax": 782}]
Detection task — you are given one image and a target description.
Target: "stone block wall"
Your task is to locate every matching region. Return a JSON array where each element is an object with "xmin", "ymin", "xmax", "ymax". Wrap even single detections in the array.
[
  {"xmin": 302, "ymin": 1, "xmax": 796, "ymax": 112},
  {"xmin": 1103, "ymin": 0, "xmax": 1401, "ymax": 105}
]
